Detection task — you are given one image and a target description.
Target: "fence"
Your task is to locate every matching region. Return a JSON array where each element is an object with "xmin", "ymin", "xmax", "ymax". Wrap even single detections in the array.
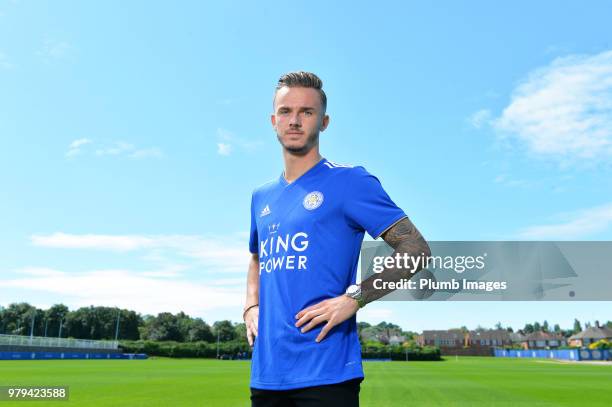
[
  {"xmin": 494, "ymin": 348, "xmax": 610, "ymax": 361},
  {"xmin": 0, "ymin": 351, "xmax": 146, "ymax": 360},
  {"xmin": 0, "ymin": 334, "xmax": 118, "ymax": 350}
]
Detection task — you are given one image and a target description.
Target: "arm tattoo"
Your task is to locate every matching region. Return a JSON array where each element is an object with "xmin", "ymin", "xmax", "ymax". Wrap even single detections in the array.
[
  {"xmin": 360, "ymin": 217, "xmax": 431, "ymax": 305},
  {"xmin": 381, "ymin": 217, "xmax": 419, "ymax": 249}
]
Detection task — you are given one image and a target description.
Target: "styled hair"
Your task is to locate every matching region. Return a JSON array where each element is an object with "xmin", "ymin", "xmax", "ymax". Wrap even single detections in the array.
[{"xmin": 274, "ymin": 71, "xmax": 327, "ymax": 112}]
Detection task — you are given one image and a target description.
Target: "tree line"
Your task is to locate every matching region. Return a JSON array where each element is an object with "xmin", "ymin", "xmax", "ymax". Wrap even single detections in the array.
[
  {"xmin": 502, "ymin": 319, "xmax": 611, "ymax": 336},
  {"xmin": 0, "ymin": 303, "xmax": 244, "ymax": 343},
  {"xmin": 456, "ymin": 319, "xmax": 612, "ymax": 337},
  {"xmin": 2, "ymin": 303, "xmax": 610, "ymax": 344}
]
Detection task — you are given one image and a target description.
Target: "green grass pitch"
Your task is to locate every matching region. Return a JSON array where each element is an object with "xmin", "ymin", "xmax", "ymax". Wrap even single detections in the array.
[{"xmin": 0, "ymin": 357, "xmax": 610, "ymax": 406}]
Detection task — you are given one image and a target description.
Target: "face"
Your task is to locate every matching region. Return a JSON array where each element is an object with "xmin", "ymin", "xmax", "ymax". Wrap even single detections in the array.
[{"xmin": 271, "ymin": 86, "xmax": 329, "ymax": 155}]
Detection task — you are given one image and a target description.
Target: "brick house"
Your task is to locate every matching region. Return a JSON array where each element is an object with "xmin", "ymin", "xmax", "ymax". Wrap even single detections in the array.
[
  {"xmin": 417, "ymin": 329, "xmax": 511, "ymax": 356},
  {"xmin": 568, "ymin": 323, "xmax": 612, "ymax": 347},
  {"xmin": 521, "ymin": 331, "xmax": 567, "ymax": 349},
  {"xmin": 416, "ymin": 329, "xmax": 467, "ymax": 349},
  {"xmin": 467, "ymin": 329, "xmax": 513, "ymax": 348}
]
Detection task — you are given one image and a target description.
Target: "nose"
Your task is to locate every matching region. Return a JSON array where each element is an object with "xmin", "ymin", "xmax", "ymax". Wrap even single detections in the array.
[{"xmin": 289, "ymin": 113, "xmax": 302, "ymax": 128}]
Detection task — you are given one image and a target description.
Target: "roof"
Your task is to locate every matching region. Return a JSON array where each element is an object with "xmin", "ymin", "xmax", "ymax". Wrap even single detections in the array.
[
  {"xmin": 421, "ymin": 329, "xmax": 465, "ymax": 341},
  {"xmin": 509, "ymin": 332, "xmax": 527, "ymax": 342},
  {"xmin": 523, "ymin": 331, "xmax": 565, "ymax": 341},
  {"xmin": 569, "ymin": 326, "xmax": 612, "ymax": 340},
  {"xmin": 469, "ymin": 329, "xmax": 511, "ymax": 341}
]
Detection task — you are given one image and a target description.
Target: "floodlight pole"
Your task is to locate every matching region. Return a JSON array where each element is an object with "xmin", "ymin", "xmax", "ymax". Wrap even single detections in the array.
[
  {"xmin": 216, "ymin": 330, "xmax": 220, "ymax": 358},
  {"xmin": 29, "ymin": 311, "xmax": 35, "ymax": 345},
  {"xmin": 29, "ymin": 311, "xmax": 35, "ymax": 339},
  {"xmin": 114, "ymin": 309, "xmax": 121, "ymax": 342}
]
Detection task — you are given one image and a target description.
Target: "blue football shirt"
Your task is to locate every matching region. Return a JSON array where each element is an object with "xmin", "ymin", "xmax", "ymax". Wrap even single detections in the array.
[{"xmin": 248, "ymin": 158, "xmax": 407, "ymax": 390}]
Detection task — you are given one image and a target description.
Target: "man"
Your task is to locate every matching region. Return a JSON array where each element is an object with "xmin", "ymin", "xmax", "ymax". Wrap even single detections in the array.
[{"xmin": 244, "ymin": 71, "xmax": 430, "ymax": 406}]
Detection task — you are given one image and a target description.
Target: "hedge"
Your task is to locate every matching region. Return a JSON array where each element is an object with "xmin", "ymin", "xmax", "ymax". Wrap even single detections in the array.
[
  {"xmin": 119, "ymin": 340, "xmax": 250, "ymax": 358},
  {"xmin": 119, "ymin": 340, "xmax": 441, "ymax": 360},
  {"xmin": 363, "ymin": 346, "xmax": 441, "ymax": 361}
]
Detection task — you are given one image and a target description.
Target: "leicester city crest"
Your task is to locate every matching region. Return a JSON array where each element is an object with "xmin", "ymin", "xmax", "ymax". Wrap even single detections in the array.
[{"xmin": 303, "ymin": 191, "xmax": 324, "ymax": 210}]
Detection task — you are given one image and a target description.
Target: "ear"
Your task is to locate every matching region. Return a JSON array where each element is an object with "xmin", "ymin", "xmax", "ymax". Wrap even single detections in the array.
[
  {"xmin": 320, "ymin": 114, "xmax": 330, "ymax": 132},
  {"xmin": 271, "ymin": 114, "xmax": 277, "ymax": 129}
]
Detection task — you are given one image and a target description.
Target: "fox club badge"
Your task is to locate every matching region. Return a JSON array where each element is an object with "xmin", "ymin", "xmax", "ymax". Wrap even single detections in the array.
[{"xmin": 303, "ymin": 191, "xmax": 324, "ymax": 210}]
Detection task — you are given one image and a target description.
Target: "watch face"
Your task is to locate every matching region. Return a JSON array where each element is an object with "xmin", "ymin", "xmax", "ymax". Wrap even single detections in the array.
[{"xmin": 347, "ymin": 285, "xmax": 359, "ymax": 295}]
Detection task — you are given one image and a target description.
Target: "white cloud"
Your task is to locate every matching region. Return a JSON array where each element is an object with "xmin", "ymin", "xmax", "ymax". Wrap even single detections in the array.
[
  {"xmin": 0, "ymin": 51, "xmax": 13, "ymax": 69},
  {"xmin": 358, "ymin": 305, "xmax": 394, "ymax": 323},
  {"xmin": 31, "ymin": 233, "xmax": 250, "ymax": 273},
  {"xmin": 217, "ymin": 142, "xmax": 232, "ymax": 156},
  {"xmin": 38, "ymin": 38, "xmax": 71, "ymax": 62},
  {"xmin": 0, "ymin": 268, "xmax": 243, "ymax": 316},
  {"xmin": 468, "ymin": 109, "xmax": 492, "ymax": 129},
  {"xmin": 95, "ymin": 141, "xmax": 134, "ymax": 156},
  {"xmin": 32, "ymin": 233, "xmax": 154, "ymax": 251},
  {"xmin": 516, "ymin": 202, "xmax": 612, "ymax": 239},
  {"xmin": 216, "ymin": 128, "xmax": 262, "ymax": 156},
  {"xmin": 493, "ymin": 174, "xmax": 531, "ymax": 188},
  {"xmin": 491, "ymin": 50, "xmax": 612, "ymax": 162},
  {"xmin": 65, "ymin": 138, "xmax": 92, "ymax": 157},
  {"xmin": 5, "ymin": 232, "xmax": 252, "ymax": 318},
  {"xmin": 66, "ymin": 140, "xmax": 163, "ymax": 160},
  {"xmin": 16, "ymin": 267, "xmax": 67, "ymax": 278},
  {"xmin": 207, "ymin": 278, "xmax": 246, "ymax": 286},
  {"xmin": 65, "ymin": 150, "xmax": 80, "ymax": 158},
  {"xmin": 69, "ymin": 138, "xmax": 91, "ymax": 149}
]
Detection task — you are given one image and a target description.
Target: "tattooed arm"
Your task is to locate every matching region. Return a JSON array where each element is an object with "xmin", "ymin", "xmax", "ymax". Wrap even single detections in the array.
[
  {"xmin": 295, "ymin": 216, "xmax": 430, "ymax": 342},
  {"xmin": 360, "ymin": 217, "xmax": 431, "ymax": 305}
]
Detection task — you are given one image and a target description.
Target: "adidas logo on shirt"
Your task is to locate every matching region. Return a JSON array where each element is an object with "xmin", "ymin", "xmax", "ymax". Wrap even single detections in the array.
[{"xmin": 260, "ymin": 205, "xmax": 271, "ymax": 217}]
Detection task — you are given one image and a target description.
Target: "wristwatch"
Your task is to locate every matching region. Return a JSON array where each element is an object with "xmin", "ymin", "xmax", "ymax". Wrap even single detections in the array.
[{"xmin": 345, "ymin": 284, "xmax": 366, "ymax": 308}]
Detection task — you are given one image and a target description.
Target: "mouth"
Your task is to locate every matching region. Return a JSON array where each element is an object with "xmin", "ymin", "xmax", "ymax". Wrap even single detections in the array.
[{"xmin": 286, "ymin": 131, "xmax": 303, "ymax": 135}]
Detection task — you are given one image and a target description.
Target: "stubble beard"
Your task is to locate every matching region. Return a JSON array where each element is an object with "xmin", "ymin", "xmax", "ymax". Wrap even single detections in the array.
[{"xmin": 277, "ymin": 129, "xmax": 320, "ymax": 156}]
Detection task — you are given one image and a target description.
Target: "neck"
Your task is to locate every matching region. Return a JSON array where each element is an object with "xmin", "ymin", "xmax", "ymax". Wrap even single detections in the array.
[{"xmin": 282, "ymin": 147, "xmax": 322, "ymax": 183}]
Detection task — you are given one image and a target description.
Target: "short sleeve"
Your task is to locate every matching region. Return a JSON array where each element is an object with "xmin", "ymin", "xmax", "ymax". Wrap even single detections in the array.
[
  {"xmin": 343, "ymin": 167, "xmax": 407, "ymax": 239},
  {"xmin": 248, "ymin": 193, "xmax": 259, "ymax": 254}
]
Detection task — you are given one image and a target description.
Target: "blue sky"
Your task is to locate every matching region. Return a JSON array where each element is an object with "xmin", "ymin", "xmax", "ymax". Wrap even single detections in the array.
[{"xmin": 1, "ymin": 1, "xmax": 611, "ymax": 332}]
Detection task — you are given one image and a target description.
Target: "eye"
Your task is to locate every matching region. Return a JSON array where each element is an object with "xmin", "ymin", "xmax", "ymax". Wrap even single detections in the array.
[{"xmin": 304, "ymin": 111, "xmax": 313, "ymax": 116}]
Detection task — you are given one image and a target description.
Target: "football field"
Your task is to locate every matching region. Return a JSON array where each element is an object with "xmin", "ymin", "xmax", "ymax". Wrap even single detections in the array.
[{"xmin": 0, "ymin": 357, "xmax": 611, "ymax": 406}]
